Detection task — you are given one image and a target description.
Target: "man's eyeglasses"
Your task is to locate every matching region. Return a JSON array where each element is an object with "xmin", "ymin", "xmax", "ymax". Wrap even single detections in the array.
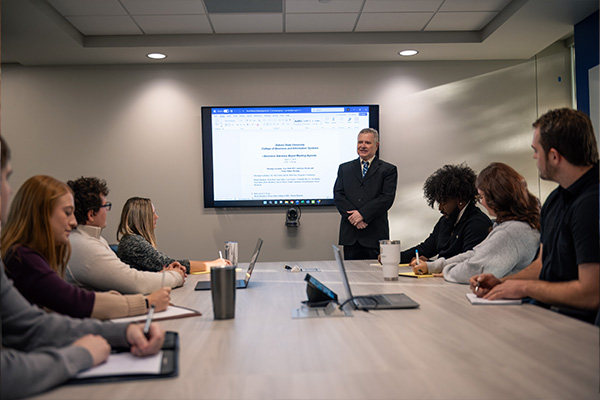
[{"xmin": 99, "ymin": 202, "xmax": 112, "ymax": 211}]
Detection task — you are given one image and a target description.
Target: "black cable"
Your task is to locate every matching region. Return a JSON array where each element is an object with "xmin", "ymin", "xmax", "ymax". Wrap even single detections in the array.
[{"xmin": 338, "ymin": 295, "xmax": 380, "ymax": 312}]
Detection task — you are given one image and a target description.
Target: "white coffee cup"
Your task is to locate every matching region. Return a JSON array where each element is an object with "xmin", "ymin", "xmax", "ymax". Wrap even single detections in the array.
[{"xmin": 379, "ymin": 240, "xmax": 401, "ymax": 281}]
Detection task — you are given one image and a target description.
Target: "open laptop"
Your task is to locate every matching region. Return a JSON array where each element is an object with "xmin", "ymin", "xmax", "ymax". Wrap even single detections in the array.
[
  {"xmin": 195, "ymin": 238, "xmax": 263, "ymax": 290},
  {"xmin": 332, "ymin": 245, "xmax": 419, "ymax": 310}
]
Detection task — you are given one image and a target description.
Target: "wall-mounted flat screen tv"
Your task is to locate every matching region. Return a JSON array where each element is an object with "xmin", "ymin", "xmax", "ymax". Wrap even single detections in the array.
[{"xmin": 201, "ymin": 105, "xmax": 379, "ymax": 208}]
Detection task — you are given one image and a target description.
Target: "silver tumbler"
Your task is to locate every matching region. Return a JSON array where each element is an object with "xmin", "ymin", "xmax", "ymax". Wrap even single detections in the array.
[{"xmin": 210, "ymin": 265, "xmax": 236, "ymax": 320}]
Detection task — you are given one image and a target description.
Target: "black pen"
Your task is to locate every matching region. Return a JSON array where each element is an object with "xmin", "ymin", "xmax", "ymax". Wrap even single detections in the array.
[{"xmin": 143, "ymin": 304, "xmax": 155, "ymax": 338}]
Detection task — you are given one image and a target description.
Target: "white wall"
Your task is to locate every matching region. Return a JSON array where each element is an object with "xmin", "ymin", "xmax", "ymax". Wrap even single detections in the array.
[{"xmin": 1, "ymin": 41, "xmax": 572, "ymax": 262}]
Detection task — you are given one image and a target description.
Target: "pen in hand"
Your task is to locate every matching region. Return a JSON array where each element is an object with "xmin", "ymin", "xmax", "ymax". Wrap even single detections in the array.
[
  {"xmin": 474, "ymin": 266, "xmax": 484, "ymax": 293},
  {"xmin": 415, "ymin": 250, "xmax": 423, "ymax": 274},
  {"xmin": 143, "ymin": 304, "xmax": 155, "ymax": 339}
]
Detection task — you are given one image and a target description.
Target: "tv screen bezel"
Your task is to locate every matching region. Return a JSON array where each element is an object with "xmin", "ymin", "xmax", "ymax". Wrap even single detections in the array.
[{"xmin": 201, "ymin": 104, "xmax": 380, "ymax": 208}]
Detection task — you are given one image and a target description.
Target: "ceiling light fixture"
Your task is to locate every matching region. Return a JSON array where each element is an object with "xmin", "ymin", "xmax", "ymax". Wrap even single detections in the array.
[
  {"xmin": 147, "ymin": 53, "xmax": 167, "ymax": 60},
  {"xmin": 398, "ymin": 50, "xmax": 418, "ymax": 57}
]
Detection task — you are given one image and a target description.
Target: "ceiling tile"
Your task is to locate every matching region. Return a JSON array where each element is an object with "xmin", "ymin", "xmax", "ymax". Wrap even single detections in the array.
[
  {"xmin": 425, "ymin": 11, "xmax": 498, "ymax": 31},
  {"xmin": 210, "ymin": 14, "xmax": 283, "ymax": 33},
  {"xmin": 5, "ymin": 0, "xmax": 600, "ymax": 65},
  {"xmin": 439, "ymin": 0, "xmax": 511, "ymax": 12},
  {"xmin": 134, "ymin": 15, "xmax": 213, "ymax": 34},
  {"xmin": 121, "ymin": 0, "xmax": 206, "ymax": 15},
  {"xmin": 363, "ymin": 0, "xmax": 443, "ymax": 13},
  {"xmin": 66, "ymin": 16, "xmax": 143, "ymax": 35},
  {"xmin": 48, "ymin": 0, "xmax": 127, "ymax": 16},
  {"xmin": 285, "ymin": 0, "xmax": 363, "ymax": 13},
  {"xmin": 286, "ymin": 13, "xmax": 357, "ymax": 32},
  {"xmin": 356, "ymin": 12, "xmax": 433, "ymax": 32}
]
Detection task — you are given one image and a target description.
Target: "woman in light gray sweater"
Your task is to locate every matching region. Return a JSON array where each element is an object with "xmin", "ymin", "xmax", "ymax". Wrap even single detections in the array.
[{"xmin": 412, "ymin": 162, "xmax": 541, "ymax": 283}]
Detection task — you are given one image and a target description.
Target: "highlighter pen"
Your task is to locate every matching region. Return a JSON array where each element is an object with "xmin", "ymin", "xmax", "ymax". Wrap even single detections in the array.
[
  {"xmin": 143, "ymin": 304, "xmax": 155, "ymax": 339},
  {"xmin": 475, "ymin": 266, "xmax": 484, "ymax": 293}
]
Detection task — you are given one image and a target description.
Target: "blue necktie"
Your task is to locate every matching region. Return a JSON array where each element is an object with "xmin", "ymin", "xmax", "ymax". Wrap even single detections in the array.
[{"xmin": 362, "ymin": 161, "xmax": 369, "ymax": 177}]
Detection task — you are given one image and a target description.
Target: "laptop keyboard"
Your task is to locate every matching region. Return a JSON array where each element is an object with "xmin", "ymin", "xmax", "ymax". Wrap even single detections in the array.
[{"xmin": 355, "ymin": 294, "xmax": 392, "ymax": 307}]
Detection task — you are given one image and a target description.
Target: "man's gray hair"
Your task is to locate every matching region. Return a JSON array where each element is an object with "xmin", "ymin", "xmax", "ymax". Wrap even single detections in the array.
[{"xmin": 358, "ymin": 128, "xmax": 379, "ymax": 143}]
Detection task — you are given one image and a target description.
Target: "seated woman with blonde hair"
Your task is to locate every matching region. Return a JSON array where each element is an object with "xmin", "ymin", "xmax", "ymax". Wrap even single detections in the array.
[
  {"xmin": 116, "ymin": 197, "xmax": 230, "ymax": 274},
  {"xmin": 2, "ymin": 175, "xmax": 170, "ymax": 320},
  {"xmin": 412, "ymin": 162, "xmax": 541, "ymax": 284}
]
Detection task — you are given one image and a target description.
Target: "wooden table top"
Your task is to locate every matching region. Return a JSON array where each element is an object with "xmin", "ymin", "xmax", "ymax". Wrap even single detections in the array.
[{"xmin": 33, "ymin": 260, "xmax": 600, "ymax": 400}]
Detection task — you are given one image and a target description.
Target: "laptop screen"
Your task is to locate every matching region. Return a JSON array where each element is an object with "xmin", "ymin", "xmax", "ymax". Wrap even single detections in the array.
[
  {"xmin": 332, "ymin": 245, "xmax": 354, "ymax": 301},
  {"xmin": 244, "ymin": 238, "xmax": 263, "ymax": 284}
]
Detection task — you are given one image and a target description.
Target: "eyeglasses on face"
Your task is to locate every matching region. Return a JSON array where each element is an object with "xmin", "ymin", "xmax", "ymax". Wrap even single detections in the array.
[{"xmin": 99, "ymin": 202, "xmax": 112, "ymax": 211}]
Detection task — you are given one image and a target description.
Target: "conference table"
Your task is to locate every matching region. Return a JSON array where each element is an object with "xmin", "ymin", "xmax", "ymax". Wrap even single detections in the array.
[{"xmin": 33, "ymin": 259, "xmax": 599, "ymax": 399}]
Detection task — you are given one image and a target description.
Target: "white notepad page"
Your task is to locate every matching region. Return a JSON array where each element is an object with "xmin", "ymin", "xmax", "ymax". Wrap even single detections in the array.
[
  {"xmin": 76, "ymin": 351, "xmax": 163, "ymax": 378},
  {"xmin": 466, "ymin": 293, "xmax": 522, "ymax": 305}
]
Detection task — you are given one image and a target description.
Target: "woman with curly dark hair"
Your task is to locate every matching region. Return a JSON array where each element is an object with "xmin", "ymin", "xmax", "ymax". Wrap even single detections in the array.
[
  {"xmin": 400, "ymin": 163, "xmax": 492, "ymax": 264},
  {"xmin": 412, "ymin": 163, "xmax": 540, "ymax": 283}
]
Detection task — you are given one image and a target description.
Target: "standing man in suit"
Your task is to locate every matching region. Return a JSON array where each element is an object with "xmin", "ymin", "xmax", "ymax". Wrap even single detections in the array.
[{"xmin": 334, "ymin": 128, "xmax": 398, "ymax": 260}]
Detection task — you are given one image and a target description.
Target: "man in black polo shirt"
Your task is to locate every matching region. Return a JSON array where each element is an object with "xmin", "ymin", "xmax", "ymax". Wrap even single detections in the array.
[{"xmin": 470, "ymin": 108, "xmax": 599, "ymax": 323}]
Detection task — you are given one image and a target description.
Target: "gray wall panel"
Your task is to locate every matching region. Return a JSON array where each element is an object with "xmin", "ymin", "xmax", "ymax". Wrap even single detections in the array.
[{"xmin": 2, "ymin": 43, "xmax": 572, "ymax": 261}]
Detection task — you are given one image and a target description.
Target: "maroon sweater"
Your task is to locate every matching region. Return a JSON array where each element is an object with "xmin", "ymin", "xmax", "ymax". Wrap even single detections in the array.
[{"xmin": 5, "ymin": 246, "xmax": 95, "ymax": 318}]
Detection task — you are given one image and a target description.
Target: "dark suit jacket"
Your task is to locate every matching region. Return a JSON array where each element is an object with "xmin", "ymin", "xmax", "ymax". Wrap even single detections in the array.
[{"xmin": 333, "ymin": 157, "xmax": 398, "ymax": 249}]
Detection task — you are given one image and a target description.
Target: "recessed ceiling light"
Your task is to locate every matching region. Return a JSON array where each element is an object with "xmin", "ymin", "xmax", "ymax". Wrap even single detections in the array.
[
  {"xmin": 147, "ymin": 53, "xmax": 167, "ymax": 60},
  {"xmin": 398, "ymin": 50, "xmax": 418, "ymax": 57}
]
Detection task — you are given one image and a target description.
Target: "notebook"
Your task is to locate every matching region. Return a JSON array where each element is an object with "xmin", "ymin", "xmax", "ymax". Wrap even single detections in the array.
[
  {"xmin": 398, "ymin": 272, "xmax": 434, "ymax": 278},
  {"xmin": 70, "ymin": 331, "xmax": 179, "ymax": 384},
  {"xmin": 195, "ymin": 238, "xmax": 263, "ymax": 290},
  {"xmin": 333, "ymin": 245, "xmax": 419, "ymax": 310},
  {"xmin": 466, "ymin": 293, "xmax": 522, "ymax": 305},
  {"xmin": 109, "ymin": 304, "xmax": 201, "ymax": 324}
]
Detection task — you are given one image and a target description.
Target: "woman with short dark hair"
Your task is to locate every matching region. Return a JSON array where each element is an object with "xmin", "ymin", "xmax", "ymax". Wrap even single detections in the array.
[{"xmin": 400, "ymin": 163, "xmax": 493, "ymax": 264}]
